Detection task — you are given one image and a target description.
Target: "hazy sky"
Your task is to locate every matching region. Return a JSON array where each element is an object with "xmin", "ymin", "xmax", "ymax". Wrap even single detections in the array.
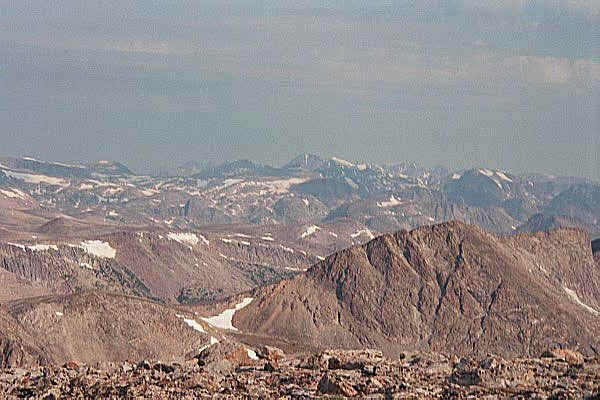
[{"xmin": 0, "ymin": 0, "xmax": 598, "ymax": 179}]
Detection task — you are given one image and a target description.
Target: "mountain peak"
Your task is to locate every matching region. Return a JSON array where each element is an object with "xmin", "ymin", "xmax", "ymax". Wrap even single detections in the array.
[
  {"xmin": 283, "ymin": 153, "xmax": 326, "ymax": 170},
  {"xmin": 234, "ymin": 221, "xmax": 600, "ymax": 358}
]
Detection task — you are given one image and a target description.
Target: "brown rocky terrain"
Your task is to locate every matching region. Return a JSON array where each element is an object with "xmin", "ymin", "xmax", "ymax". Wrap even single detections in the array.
[
  {"xmin": 1, "ymin": 347, "xmax": 599, "ymax": 399},
  {"xmin": 0, "ymin": 291, "xmax": 212, "ymax": 369},
  {"xmin": 0, "ymin": 230, "xmax": 317, "ymax": 305},
  {"xmin": 234, "ymin": 221, "xmax": 600, "ymax": 358}
]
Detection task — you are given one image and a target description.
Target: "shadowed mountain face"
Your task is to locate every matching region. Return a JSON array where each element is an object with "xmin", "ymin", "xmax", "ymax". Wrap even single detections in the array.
[
  {"xmin": 234, "ymin": 221, "xmax": 600, "ymax": 358},
  {"xmin": 593, "ymin": 239, "xmax": 600, "ymax": 267},
  {"xmin": 517, "ymin": 213, "xmax": 589, "ymax": 233},
  {"xmin": 543, "ymin": 184, "xmax": 600, "ymax": 224},
  {"xmin": 0, "ymin": 231, "xmax": 312, "ymax": 305}
]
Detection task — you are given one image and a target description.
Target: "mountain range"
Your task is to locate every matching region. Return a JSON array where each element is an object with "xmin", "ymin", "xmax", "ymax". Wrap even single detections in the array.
[{"xmin": 0, "ymin": 154, "xmax": 599, "ymax": 382}]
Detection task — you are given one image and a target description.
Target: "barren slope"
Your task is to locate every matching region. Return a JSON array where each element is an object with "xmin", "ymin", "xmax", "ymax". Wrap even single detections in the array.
[
  {"xmin": 0, "ymin": 291, "xmax": 211, "ymax": 368},
  {"xmin": 234, "ymin": 221, "xmax": 600, "ymax": 358}
]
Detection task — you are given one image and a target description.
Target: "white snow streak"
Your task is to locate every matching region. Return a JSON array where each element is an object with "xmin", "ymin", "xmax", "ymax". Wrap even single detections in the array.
[
  {"xmin": 280, "ymin": 245, "xmax": 295, "ymax": 253},
  {"xmin": 300, "ymin": 225, "xmax": 321, "ymax": 239},
  {"xmin": 201, "ymin": 298, "xmax": 254, "ymax": 331},
  {"xmin": 351, "ymin": 229, "xmax": 375, "ymax": 240},
  {"xmin": 168, "ymin": 232, "xmax": 205, "ymax": 246},
  {"xmin": 478, "ymin": 169, "xmax": 503, "ymax": 189},
  {"xmin": 496, "ymin": 171, "xmax": 513, "ymax": 182},
  {"xmin": 27, "ymin": 244, "xmax": 59, "ymax": 251},
  {"xmin": 7, "ymin": 243, "xmax": 58, "ymax": 252},
  {"xmin": 563, "ymin": 287, "xmax": 599, "ymax": 316}
]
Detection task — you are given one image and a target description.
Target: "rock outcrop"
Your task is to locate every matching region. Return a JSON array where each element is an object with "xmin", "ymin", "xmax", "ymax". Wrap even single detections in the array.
[{"xmin": 1, "ymin": 349, "xmax": 599, "ymax": 399}]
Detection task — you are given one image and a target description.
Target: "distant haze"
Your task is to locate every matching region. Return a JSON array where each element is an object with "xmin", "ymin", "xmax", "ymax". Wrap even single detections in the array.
[{"xmin": 0, "ymin": 0, "xmax": 598, "ymax": 179}]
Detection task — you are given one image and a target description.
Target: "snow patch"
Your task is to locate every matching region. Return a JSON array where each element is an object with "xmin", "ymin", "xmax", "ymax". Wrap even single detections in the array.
[
  {"xmin": 452, "ymin": 173, "xmax": 461, "ymax": 180},
  {"xmin": 496, "ymin": 171, "xmax": 513, "ymax": 182},
  {"xmin": 3, "ymin": 170, "xmax": 68, "ymax": 186},
  {"xmin": 0, "ymin": 188, "xmax": 28, "ymax": 200},
  {"xmin": 280, "ymin": 245, "xmax": 294, "ymax": 253},
  {"xmin": 141, "ymin": 188, "xmax": 159, "ymax": 196},
  {"xmin": 79, "ymin": 262, "xmax": 93, "ymax": 270},
  {"xmin": 167, "ymin": 232, "xmax": 202, "ymax": 246},
  {"xmin": 563, "ymin": 287, "xmax": 599, "ymax": 316},
  {"xmin": 247, "ymin": 349, "xmax": 259, "ymax": 360},
  {"xmin": 478, "ymin": 169, "xmax": 503, "ymax": 189},
  {"xmin": 7, "ymin": 243, "xmax": 58, "ymax": 252},
  {"xmin": 201, "ymin": 298, "xmax": 254, "ymax": 331},
  {"xmin": 332, "ymin": 157, "xmax": 355, "ymax": 168},
  {"xmin": 27, "ymin": 244, "xmax": 58, "ymax": 251},
  {"xmin": 198, "ymin": 234, "xmax": 210, "ymax": 245},
  {"xmin": 351, "ymin": 229, "xmax": 375, "ymax": 240},
  {"xmin": 300, "ymin": 225, "xmax": 321, "ymax": 239},
  {"xmin": 179, "ymin": 316, "xmax": 207, "ymax": 334},
  {"xmin": 377, "ymin": 195, "xmax": 402, "ymax": 208},
  {"xmin": 261, "ymin": 236, "xmax": 274, "ymax": 241},
  {"xmin": 78, "ymin": 240, "xmax": 116, "ymax": 258}
]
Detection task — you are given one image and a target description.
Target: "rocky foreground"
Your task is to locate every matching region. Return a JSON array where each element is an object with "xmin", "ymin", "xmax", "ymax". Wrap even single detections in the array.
[{"xmin": 1, "ymin": 343, "xmax": 599, "ymax": 399}]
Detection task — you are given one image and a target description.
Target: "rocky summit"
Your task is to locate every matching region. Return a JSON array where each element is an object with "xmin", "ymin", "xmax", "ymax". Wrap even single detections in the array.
[{"xmin": 1, "ymin": 347, "xmax": 600, "ymax": 399}]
